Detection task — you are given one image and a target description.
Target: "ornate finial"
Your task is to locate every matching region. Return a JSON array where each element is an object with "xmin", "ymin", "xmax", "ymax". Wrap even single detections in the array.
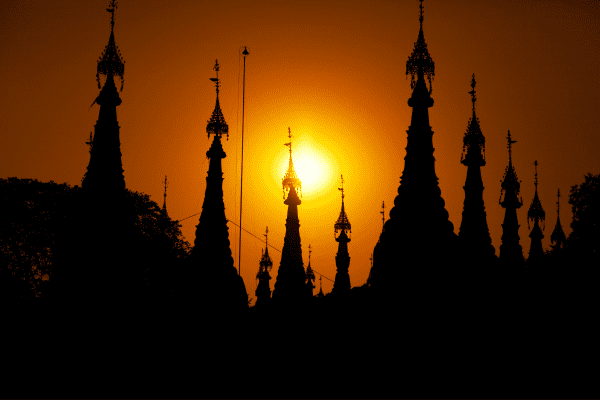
[
  {"xmin": 242, "ymin": 47, "xmax": 249, "ymax": 56},
  {"xmin": 469, "ymin": 74, "xmax": 477, "ymax": 111},
  {"xmin": 461, "ymin": 74, "xmax": 485, "ymax": 163},
  {"xmin": 507, "ymin": 130, "xmax": 517, "ymax": 163},
  {"xmin": 534, "ymin": 160, "xmax": 538, "ymax": 190},
  {"xmin": 163, "ymin": 175, "xmax": 168, "ymax": 211},
  {"xmin": 96, "ymin": 0, "xmax": 125, "ymax": 91},
  {"xmin": 108, "ymin": 0, "xmax": 116, "ymax": 31},
  {"xmin": 264, "ymin": 226, "xmax": 269, "ymax": 247},
  {"xmin": 527, "ymin": 160, "xmax": 545, "ymax": 230},
  {"xmin": 557, "ymin": 189, "xmax": 561, "ymax": 215},
  {"xmin": 380, "ymin": 201, "xmax": 385, "ymax": 233},
  {"xmin": 282, "ymin": 127, "xmax": 302, "ymax": 199},
  {"xmin": 406, "ymin": 0, "xmax": 435, "ymax": 93},
  {"xmin": 210, "ymin": 60, "xmax": 221, "ymax": 95},
  {"xmin": 335, "ymin": 175, "xmax": 351, "ymax": 236},
  {"xmin": 206, "ymin": 60, "xmax": 229, "ymax": 140},
  {"xmin": 500, "ymin": 130, "xmax": 523, "ymax": 208},
  {"xmin": 308, "ymin": 244, "xmax": 312, "ymax": 263}
]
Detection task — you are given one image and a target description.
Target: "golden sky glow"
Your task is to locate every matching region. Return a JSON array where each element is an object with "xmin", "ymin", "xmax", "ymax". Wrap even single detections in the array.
[{"xmin": 1, "ymin": 0, "xmax": 599, "ymax": 304}]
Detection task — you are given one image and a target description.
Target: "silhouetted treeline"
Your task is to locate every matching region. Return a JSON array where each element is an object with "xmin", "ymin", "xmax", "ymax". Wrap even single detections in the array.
[{"xmin": 0, "ymin": 177, "xmax": 190, "ymax": 299}]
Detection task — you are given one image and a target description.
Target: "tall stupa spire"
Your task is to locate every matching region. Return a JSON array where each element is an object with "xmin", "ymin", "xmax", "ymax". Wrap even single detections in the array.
[
  {"xmin": 162, "ymin": 175, "xmax": 169, "ymax": 217},
  {"xmin": 458, "ymin": 74, "xmax": 496, "ymax": 265},
  {"xmin": 273, "ymin": 127, "xmax": 306, "ymax": 304},
  {"xmin": 82, "ymin": 0, "xmax": 126, "ymax": 196},
  {"xmin": 370, "ymin": 0, "xmax": 457, "ymax": 292},
  {"xmin": 499, "ymin": 130, "xmax": 525, "ymax": 266},
  {"xmin": 550, "ymin": 189, "xmax": 567, "ymax": 250},
  {"xmin": 255, "ymin": 227, "xmax": 273, "ymax": 307},
  {"xmin": 188, "ymin": 61, "xmax": 248, "ymax": 312},
  {"xmin": 527, "ymin": 161, "xmax": 546, "ymax": 266},
  {"xmin": 332, "ymin": 175, "xmax": 351, "ymax": 294}
]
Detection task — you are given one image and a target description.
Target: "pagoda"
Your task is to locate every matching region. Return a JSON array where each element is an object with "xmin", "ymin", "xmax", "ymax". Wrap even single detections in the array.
[
  {"xmin": 255, "ymin": 227, "xmax": 273, "ymax": 307},
  {"xmin": 272, "ymin": 128, "xmax": 307, "ymax": 303},
  {"xmin": 305, "ymin": 245, "xmax": 316, "ymax": 297},
  {"xmin": 550, "ymin": 189, "xmax": 567, "ymax": 251},
  {"xmin": 51, "ymin": 1, "xmax": 137, "ymax": 304},
  {"xmin": 82, "ymin": 0, "xmax": 126, "ymax": 198},
  {"xmin": 370, "ymin": 0, "xmax": 458, "ymax": 291},
  {"xmin": 527, "ymin": 161, "xmax": 546, "ymax": 267},
  {"xmin": 499, "ymin": 131, "xmax": 525, "ymax": 267},
  {"xmin": 458, "ymin": 75, "xmax": 497, "ymax": 266},
  {"xmin": 332, "ymin": 175, "xmax": 351, "ymax": 294},
  {"xmin": 188, "ymin": 60, "xmax": 248, "ymax": 312}
]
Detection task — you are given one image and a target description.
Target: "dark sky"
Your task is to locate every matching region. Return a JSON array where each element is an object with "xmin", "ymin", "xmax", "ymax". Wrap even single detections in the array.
[{"xmin": 1, "ymin": 0, "xmax": 599, "ymax": 301}]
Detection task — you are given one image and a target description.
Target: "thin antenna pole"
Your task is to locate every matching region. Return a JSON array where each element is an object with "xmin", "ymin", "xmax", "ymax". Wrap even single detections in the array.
[{"xmin": 238, "ymin": 47, "xmax": 249, "ymax": 276}]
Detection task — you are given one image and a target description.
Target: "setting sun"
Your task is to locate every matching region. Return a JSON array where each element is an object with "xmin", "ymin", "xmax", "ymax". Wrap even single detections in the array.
[{"xmin": 273, "ymin": 133, "xmax": 336, "ymax": 198}]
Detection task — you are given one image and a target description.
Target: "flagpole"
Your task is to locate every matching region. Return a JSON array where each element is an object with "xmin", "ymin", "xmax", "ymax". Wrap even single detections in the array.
[{"xmin": 239, "ymin": 47, "xmax": 249, "ymax": 276}]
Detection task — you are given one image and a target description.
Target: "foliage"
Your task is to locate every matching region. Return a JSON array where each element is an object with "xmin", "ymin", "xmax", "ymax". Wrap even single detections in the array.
[
  {"xmin": 566, "ymin": 173, "xmax": 599, "ymax": 264},
  {"xmin": 0, "ymin": 178, "xmax": 191, "ymax": 298}
]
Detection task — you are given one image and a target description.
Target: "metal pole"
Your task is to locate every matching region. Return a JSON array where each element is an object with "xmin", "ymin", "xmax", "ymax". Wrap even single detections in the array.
[{"xmin": 238, "ymin": 47, "xmax": 249, "ymax": 276}]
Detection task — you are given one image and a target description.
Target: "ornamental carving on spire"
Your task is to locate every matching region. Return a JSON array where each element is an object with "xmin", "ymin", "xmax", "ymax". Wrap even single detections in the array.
[
  {"xmin": 500, "ymin": 130, "xmax": 523, "ymax": 208},
  {"xmin": 527, "ymin": 161, "xmax": 546, "ymax": 230},
  {"xmin": 334, "ymin": 175, "xmax": 351, "ymax": 237},
  {"xmin": 97, "ymin": 0, "xmax": 125, "ymax": 91},
  {"xmin": 282, "ymin": 127, "xmax": 302, "ymax": 199},
  {"xmin": 206, "ymin": 60, "xmax": 229, "ymax": 139},
  {"xmin": 461, "ymin": 74, "xmax": 485, "ymax": 163},
  {"xmin": 406, "ymin": 0, "xmax": 435, "ymax": 93}
]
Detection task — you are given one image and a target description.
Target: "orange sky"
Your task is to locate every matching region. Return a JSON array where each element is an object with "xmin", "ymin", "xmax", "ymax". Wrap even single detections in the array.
[{"xmin": 1, "ymin": 0, "xmax": 599, "ymax": 303}]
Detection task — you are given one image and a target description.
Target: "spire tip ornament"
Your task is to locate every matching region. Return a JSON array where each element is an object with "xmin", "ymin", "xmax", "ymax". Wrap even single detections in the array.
[
  {"xmin": 282, "ymin": 127, "xmax": 302, "ymax": 200},
  {"xmin": 406, "ymin": 0, "xmax": 434, "ymax": 93},
  {"xmin": 96, "ymin": 0, "xmax": 125, "ymax": 91},
  {"xmin": 206, "ymin": 60, "xmax": 229, "ymax": 140}
]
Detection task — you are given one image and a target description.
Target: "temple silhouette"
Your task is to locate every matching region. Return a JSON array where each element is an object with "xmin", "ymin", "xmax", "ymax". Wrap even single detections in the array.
[{"xmin": 3, "ymin": 1, "xmax": 599, "ymax": 395}]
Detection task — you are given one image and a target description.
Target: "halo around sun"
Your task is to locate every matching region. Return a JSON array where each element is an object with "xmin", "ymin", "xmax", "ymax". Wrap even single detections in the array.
[{"xmin": 273, "ymin": 134, "xmax": 336, "ymax": 198}]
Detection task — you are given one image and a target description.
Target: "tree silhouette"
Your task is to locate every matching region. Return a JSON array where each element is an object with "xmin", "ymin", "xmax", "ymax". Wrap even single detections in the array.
[
  {"xmin": 0, "ymin": 178, "xmax": 190, "ymax": 299},
  {"xmin": 566, "ymin": 172, "xmax": 599, "ymax": 266}
]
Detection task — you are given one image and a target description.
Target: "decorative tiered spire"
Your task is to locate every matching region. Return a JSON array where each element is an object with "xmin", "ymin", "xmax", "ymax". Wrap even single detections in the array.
[
  {"xmin": 305, "ymin": 244, "xmax": 316, "ymax": 297},
  {"xmin": 458, "ymin": 74, "xmax": 496, "ymax": 265},
  {"xmin": 82, "ymin": 0, "xmax": 126, "ymax": 195},
  {"xmin": 550, "ymin": 189, "xmax": 567, "ymax": 250},
  {"xmin": 499, "ymin": 130, "xmax": 525, "ymax": 266},
  {"xmin": 273, "ymin": 128, "xmax": 306, "ymax": 303},
  {"xmin": 333, "ymin": 175, "xmax": 351, "ymax": 294},
  {"xmin": 96, "ymin": 0, "xmax": 125, "ymax": 91},
  {"xmin": 206, "ymin": 60, "xmax": 228, "ymax": 139},
  {"xmin": 162, "ymin": 175, "xmax": 169, "ymax": 217},
  {"xmin": 255, "ymin": 227, "xmax": 273, "ymax": 307},
  {"xmin": 316, "ymin": 275, "xmax": 324, "ymax": 298},
  {"xmin": 406, "ymin": 0, "xmax": 435, "ymax": 93},
  {"xmin": 370, "ymin": 0, "xmax": 457, "ymax": 292},
  {"xmin": 188, "ymin": 61, "xmax": 248, "ymax": 312},
  {"xmin": 527, "ymin": 161, "xmax": 546, "ymax": 266},
  {"xmin": 282, "ymin": 127, "xmax": 301, "ymax": 199}
]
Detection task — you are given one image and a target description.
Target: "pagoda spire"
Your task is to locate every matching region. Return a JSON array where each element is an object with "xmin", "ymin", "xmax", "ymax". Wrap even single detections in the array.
[
  {"xmin": 273, "ymin": 128, "xmax": 307, "ymax": 304},
  {"xmin": 371, "ymin": 0, "xmax": 457, "ymax": 292},
  {"xmin": 82, "ymin": 0, "xmax": 126, "ymax": 197},
  {"xmin": 499, "ymin": 130, "xmax": 525, "ymax": 266},
  {"xmin": 316, "ymin": 275, "xmax": 325, "ymax": 298},
  {"xmin": 458, "ymin": 74, "xmax": 497, "ymax": 265},
  {"xmin": 332, "ymin": 175, "xmax": 351, "ymax": 294},
  {"xmin": 188, "ymin": 60, "xmax": 248, "ymax": 312},
  {"xmin": 305, "ymin": 244, "xmax": 316, "ymax": 297},
  {"xmin": 527, "ymin": 161, "xmax": 546, "ymax": 266},
  {"xmin": 550, "ymin": 189, "xmax": 567, "ymax": 250},
  {"xmin": 255, "ymin": 227, "xmax": 273, "ymax": 307},
  {"xmin": 162, "ymin": 175, "xmax": 169, "ymax": 217}
]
